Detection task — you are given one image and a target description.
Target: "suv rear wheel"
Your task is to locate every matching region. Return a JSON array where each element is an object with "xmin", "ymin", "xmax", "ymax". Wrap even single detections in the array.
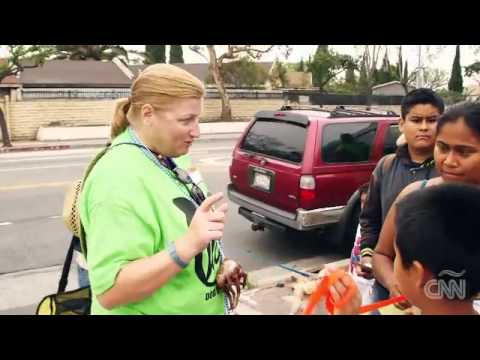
[{"xmin": 334, "ymin": 198, "xmax": 360, "ymax": 257}]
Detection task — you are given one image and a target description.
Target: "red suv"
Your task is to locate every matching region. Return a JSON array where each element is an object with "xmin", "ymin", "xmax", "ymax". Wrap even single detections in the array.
[{"xmin": 227, "ymin": 106, "xmax": 400, "ymax": 252}]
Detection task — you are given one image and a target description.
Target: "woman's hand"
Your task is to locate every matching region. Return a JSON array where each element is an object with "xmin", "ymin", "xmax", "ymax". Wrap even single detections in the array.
[
  {"xmin": 216, "ymin": 259, "xmax": 248, "ymax": 310},
  {"xmin": 177, "ymin": 193, "xmax": 228, "ymax": 261}
]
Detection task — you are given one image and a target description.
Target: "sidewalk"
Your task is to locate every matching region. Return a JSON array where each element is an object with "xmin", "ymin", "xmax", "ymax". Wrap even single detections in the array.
[
  {"xmin": 0, "ymin": 122, "xmax": 250, "ymax": 153},
  {"xmin": 0, "ymin": 256, "xmax": 349, "ymax": 315}
]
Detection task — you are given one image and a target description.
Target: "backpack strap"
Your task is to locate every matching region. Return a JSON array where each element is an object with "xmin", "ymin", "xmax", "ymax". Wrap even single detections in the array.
[
  {"xmin": 77, "ymin": 146, "xmax": 111, "ymax": 258},
  {"xmin": 57, "ymin": 235, "xmax": 77, "ymax": 293},
  {"xmin": 77, "ymin": 142, "xmax": 145, "ymax": 258},
  {"xmin": 380, "ymin": 153, "xmax": 396, "ymax": 177}
]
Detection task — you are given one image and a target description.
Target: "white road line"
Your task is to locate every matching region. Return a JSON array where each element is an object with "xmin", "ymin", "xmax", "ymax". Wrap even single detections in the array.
[
  {"xmin": 0, "ymin": 154, "xmax": 93, "ymax": 163},
  {"xmin": 197, "ymin": 156, "xmax": 232, "ymax": 166},
  {"xmin": 0, "ymin": 181, "xmax": 72, "ymax": 192},
  {"xmin": 0, "ymin": 222, "xmax": 13, "ymax": 226},
  {"xmin": 48, "ymin": 215, "xmax": 61, "ymax": 219},
  {"xmin": 0, "ymin": 163, "xmax": 86, "ymax": 172}
]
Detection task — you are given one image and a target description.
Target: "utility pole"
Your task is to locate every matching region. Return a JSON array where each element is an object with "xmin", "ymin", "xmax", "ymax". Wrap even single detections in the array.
[{"xmin": 416, "ymin": 45, "xmax": 424, "ymax": 88}]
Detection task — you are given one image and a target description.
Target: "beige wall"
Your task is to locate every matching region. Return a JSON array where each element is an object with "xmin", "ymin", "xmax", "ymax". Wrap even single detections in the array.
[
  {"xmin": 7, "ymin": 98, "xmax": 286, "ymax": 141},
  {"xmin": 5, "ymin": 98, "xmax": 399, "ymax": 141}
]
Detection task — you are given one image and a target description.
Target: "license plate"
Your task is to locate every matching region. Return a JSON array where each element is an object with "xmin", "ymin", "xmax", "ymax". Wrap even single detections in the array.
[{"xmin": 253, "ymin": 172, "xmax": 271, "ymax": 191}]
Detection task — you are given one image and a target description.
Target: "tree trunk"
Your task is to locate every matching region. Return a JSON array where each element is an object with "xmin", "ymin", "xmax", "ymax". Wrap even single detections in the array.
[
  {"xmin": 0, "ymin": 107, "xmax": 12, "ymax": 148},
  {"xmin": 207, "ymin": 46, "xmax": 232, "ymax": 122}
]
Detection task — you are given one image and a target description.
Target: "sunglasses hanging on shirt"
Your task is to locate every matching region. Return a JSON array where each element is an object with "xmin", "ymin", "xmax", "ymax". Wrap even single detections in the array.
[{"xmin": 158, "ymin": 156, "xmax": 207, "ymax": 206}]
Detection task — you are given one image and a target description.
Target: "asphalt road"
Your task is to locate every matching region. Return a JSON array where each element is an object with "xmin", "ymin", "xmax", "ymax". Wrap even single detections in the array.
[{"xmin": 0, "ymin": 138, "xmax": 341, "ymax": 275}]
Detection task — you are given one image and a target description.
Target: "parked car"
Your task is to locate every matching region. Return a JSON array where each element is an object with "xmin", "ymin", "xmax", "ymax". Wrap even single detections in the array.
[{"xmin": 227, "ymin": 105, "xmax": 400, "ymax": 253}]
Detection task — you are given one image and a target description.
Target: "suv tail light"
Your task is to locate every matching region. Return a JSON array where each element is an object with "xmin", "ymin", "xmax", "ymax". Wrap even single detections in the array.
[{"xmin": 299, "ymin": 175, "xmax": 316, "ymax": 204}]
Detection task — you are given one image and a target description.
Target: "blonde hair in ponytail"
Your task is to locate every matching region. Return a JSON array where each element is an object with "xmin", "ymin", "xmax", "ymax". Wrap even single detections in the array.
[
  {"xmin": 110, "ymin": 64, "xmax": 205, "ymax": 139},
  {"xmin": 111, "ymin": 98, "xmax": 132, "ymax": 139}
]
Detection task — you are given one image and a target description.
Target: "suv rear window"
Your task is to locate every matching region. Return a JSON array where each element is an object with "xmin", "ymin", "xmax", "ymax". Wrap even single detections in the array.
[
  {"xmin": 321, "ymin": 122, "xmax": 377, "ymax": 163},
  {"xmin": 240, "ymin": 119, "xmax": 307, "ymax": 163}
]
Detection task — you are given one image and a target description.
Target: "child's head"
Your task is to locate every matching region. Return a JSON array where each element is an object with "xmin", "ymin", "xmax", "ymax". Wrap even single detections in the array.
[
  {"xmin": 358, "ymin": 183, "xmax": 369, "ymax": 209},
  {"xmin": 393, "ymin": 183, "xmax": 480, "ymax": 311},
  {"xmin": 435, "ymin": 101, "xmax": 480, "ymax": 185},
  {"xmin": 399, "ymin": 88, "xmax": 445, "ymax": 152}
]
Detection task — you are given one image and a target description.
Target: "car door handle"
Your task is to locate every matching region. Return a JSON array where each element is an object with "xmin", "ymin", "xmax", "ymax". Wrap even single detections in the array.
[{"xmin": 288, "ymin": 195, "xmax": 297, "ymax": 200}]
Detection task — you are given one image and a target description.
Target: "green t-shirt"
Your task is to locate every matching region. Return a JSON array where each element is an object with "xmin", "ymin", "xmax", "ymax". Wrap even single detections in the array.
[{"xmin": 79, "ymin": 130, "xmax": 226, "ymax": 315}]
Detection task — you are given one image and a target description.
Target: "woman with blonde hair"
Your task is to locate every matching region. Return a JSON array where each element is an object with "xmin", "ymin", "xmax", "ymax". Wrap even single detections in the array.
[{"xmin": 79, "ymin": 64, "xmax": 246, "ymax": 315}]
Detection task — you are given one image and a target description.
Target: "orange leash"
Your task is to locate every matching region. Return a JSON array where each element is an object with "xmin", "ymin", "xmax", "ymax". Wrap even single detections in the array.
[
  {"xmin": 303, "ymin": 269, "xmax": 407, "ymax": 315},
  {"xmin": 358, "ymin": 295, "xmax": 407, "ymax": 314}
]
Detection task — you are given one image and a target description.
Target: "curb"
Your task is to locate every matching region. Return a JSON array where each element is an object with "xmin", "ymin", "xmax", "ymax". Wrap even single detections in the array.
[
  {"xmin": 247, "ymin": 257, "xmax": 350, "ymax": 289},
  {"xmin": 0, "ymin": 132, "xmax": 243, "ymax": 154}
]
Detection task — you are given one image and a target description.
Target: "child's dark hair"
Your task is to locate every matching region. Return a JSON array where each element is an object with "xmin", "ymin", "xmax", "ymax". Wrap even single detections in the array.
[
  {"xmin": 358, "ymin": 183, "xmax": 369, "ymax": 197},
  {"xmin": 437, "ymin": 101, "xmax": 480, "ymax": 138},
  {"xmin": 401, "ymin": 88, "xmax": 445, "ymax": 119},
  {"xmin": 395, "ymin": 183, "xmax": 480, "ymax": 299}
]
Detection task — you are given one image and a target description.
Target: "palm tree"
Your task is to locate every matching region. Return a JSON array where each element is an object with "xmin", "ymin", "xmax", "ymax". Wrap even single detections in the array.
[{"xmin": 54, "ymin": 45, "xmax": 128, "ymax": 62}]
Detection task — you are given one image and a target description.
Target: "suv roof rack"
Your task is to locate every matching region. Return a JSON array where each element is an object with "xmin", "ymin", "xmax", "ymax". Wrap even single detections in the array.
[
  {"xmin": 280, "ymin": 105, "xmax": 327, "ymax": 112},
  {"xmin": 279, "ymin": 105, "xmax": 398, "ymax": 118}
]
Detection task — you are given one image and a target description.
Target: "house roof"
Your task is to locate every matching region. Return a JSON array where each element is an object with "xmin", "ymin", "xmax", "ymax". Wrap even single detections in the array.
[
  {"xmin": 19, "ymin": 60, "xmax": 132, "ymax": 88},
  {"xmin": 0, "ymin": 75, "xmax": 18, "ymax": 85},
  {"xmin": 0, "ymin": 58, "xmax": 18, "ymax": 86},
  {"xmin": 372, "ymin": 81, "xmax": 415, "ymax": 91},
  {"xmin": 129, "ymin": 63, "xmax": 212, "ymax": 82},
  {"xmin": 129, "ymin": 62, "xmax": 274, "ymax": 83}
]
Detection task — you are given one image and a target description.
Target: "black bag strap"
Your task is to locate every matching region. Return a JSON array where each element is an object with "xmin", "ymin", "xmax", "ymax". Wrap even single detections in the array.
[{"xmin": 57, "ymin": 235, "xmax": 77, "ymax": 293}]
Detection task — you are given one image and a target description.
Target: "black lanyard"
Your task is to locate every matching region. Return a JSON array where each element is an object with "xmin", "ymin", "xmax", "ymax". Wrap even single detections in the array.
[{"xmin": 156, "ymin": 155, "xmax": 207, "ymax": 206}]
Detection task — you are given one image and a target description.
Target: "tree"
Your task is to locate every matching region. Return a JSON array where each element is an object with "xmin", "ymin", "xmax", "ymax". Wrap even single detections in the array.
[
  {"xmin": 374, "ymin": 51, "xmax": 396, "ymax": 85},
  {"xmin": 206, "ymin": 56, "xmax": 269, "ymax": 87},
  {"xmin": 465, "ymin": 61, "xmax": 480, "ymax": 88},
  {"xmin": 54, "ymin": 45, "xmax": 128, "ymax": 62},
  {"xmin": 358, "ymin": 59, "xmax": 369, "ymax": 95},
  {"xmin": 448, "ymin": 45, "xmax": 463, "ymax": 93},
  {"xmin": 190, "ymin": 45, "xmax": 291, "ymax": 121},
  {"xmin": 465, "ymin": 61, "xmax": 480, "ymax": 77},
  {"xmin": 316, "ymin": 45, "xmax": 329, "ymax": 54},
  {"xmin": 0, "ymin": 45, "xmax": 54, "ymax": 147},
  {"xmin": 355, "ymin": 45, "xmax": 384, "ymax": 95},
  {"xmin": 169, "ymin": 45, "xmax": 184, "ymax": 63},
  {"xmin": 345, "ymin": 66, "xmax": 356, "ymax": 85},
  {"xmin": 306, "ymin": 48, "xmax": 356, "ymax": 91},
  {"xmin": 145, "ymin": 45, "xmax": 166, "ymax": 64},
  {"xmin": 423, "ymin": 68, "xmax": 449, "ymax": 90},
  {"xmin": 296, "ymin": 58, "xmax": 305, "ymax": 72},
  {"xmin": 396, "ymin": 46, "xmax": 416, "ymax": 94},
  {"xmin": 269, "ymin": 59, "xmax": 288, "ymax": 88}
]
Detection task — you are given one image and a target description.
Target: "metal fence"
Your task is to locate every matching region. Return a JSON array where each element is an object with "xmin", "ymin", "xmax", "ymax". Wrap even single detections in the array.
[
  {"xmin": 283, "ymin": 90, "xmax": 405, "ymax": 106},
  {"xmin": 21, "ymin": 88, "xmax": 131, "ymax": 100},
  {"xmin": 205, "ymin": 89, "xmax": 283, "ymax": 99},
  {"xmin": 20, "ymin": 88, "xmax": 284, "ymax": 100}
]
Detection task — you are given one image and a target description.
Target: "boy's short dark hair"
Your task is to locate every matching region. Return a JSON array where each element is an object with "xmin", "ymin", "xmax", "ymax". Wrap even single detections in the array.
[
  {"xmin": 437, "ymin": 101, "xmax": 480, "ymax": 138},
  {"xmin": 401, "ymin": 88, "xmax": 445, "ymax": 119},
  {"xmin": 395, "ymin": 183, "xmax": 480, "ymax": 299}
]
